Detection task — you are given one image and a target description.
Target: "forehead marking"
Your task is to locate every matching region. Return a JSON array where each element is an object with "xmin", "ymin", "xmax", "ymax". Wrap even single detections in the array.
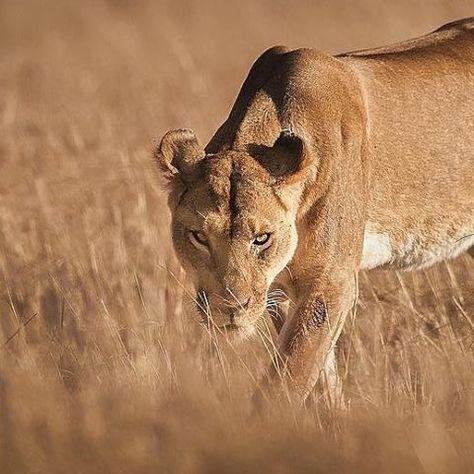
[
  {"xmin": 229, "ymin": 162, "xmax": 240, "ymax": 238},
  {"xmin": 271, "ymin": 186, "xmax": 290, "ymax": 213}
]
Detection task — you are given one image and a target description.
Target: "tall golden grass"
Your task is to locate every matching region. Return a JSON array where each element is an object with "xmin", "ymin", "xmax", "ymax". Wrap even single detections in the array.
[{"xmin": 1, "ymin": 1, "xmax": 473, "ymax": 472}]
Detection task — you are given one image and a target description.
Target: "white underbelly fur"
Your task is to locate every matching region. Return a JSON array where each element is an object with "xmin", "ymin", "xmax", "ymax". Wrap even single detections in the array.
[
  {"xmin": 360, "ymin": 231, "xmax": 392, "ymax": 269},
  {"xmin": 360, "ymin": 222, "xmax": 474, "ymax": 271}
]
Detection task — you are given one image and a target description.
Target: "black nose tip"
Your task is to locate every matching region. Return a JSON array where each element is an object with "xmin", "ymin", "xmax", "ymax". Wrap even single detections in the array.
[
  {"xmin": 227, "ymin": 296, "xmax": 251, "ymax": 314},
  {"xmin": 224, "ymin": 286, "xmax": 252, "ymax": 311},
  {"xmin": 239, "ymin": 297, "xmax": 251, "ymax": 310}
]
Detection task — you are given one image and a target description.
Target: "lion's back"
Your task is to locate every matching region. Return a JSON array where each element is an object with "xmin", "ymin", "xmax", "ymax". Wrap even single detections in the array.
[{"xmin": 340, "ymin": 17, "xmax": 474, "ymax": 60}]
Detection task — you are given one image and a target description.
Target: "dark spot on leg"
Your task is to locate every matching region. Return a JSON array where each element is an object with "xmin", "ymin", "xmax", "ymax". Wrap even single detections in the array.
[{"xmin": 308, "ymin": 299, "xmax": 327, "ymax": 329}]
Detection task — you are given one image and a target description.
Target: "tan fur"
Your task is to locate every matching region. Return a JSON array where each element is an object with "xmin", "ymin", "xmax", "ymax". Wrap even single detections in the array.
[{"xmin": 155, "ymin": 18, "xmax": 474, "ymax": 404}]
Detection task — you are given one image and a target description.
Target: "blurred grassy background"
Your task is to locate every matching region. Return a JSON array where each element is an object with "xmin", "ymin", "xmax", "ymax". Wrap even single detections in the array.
[{"xmin": 1, "ymin": 0, "xmax": 473, "ymax": 472}]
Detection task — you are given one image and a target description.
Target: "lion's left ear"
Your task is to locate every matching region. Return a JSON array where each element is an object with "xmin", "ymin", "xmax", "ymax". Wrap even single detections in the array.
[
  {"xmin": 258, "ymin": 130, "xmax": 310, "ymax": 183},
  {"xmin": 154, "ymin": 129, "xmax": 205, "ymax": 181}
]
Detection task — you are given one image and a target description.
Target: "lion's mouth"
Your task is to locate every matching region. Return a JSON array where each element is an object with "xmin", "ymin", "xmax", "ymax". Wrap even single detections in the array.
[
  {"xmin": 194, "ymin": 290, "xmax": 263, "ymax": 336},
  {"xmin": 221, "ymin": 323, "xmax": 241, "ymax": 331}
]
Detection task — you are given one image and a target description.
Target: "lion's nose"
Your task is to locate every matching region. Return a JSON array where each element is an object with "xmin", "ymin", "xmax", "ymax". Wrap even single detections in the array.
[
  {"xmin": 237, "ymin": 296, "xmax": 251, "ymax": 310},
  {"xmin": 224, "ymin": 286, "xmax": 252, "ymax": 310},
  {"xmin": 229, "ymin": 297, "xmax": 252, "ymax": 324},
  {"xmin": 225, "ymin": 296, "xmax": 251, "ymax": 310}
]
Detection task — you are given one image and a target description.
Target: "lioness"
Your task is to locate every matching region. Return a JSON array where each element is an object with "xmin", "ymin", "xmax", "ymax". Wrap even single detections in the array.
[{"xmin": 155, "ymin": 18, "xmax": 474, "ymax": 404}]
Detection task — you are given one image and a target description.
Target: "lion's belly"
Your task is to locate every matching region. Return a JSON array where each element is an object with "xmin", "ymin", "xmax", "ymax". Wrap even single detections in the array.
[{"xmin": 360, "ymin": 219, "xmax": 474, "ymax": 271}]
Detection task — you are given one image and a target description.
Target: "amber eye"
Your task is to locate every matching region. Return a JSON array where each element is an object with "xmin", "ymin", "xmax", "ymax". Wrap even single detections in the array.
[
  {"xmin": 252, "ymin": 233, "xmax": 273, "ymax": 250},
  {"xmin": 189, "ymin": 231, "xmax": 209, "ymax": 248}
]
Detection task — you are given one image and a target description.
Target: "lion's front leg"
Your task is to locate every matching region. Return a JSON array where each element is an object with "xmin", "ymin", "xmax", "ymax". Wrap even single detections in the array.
[
  {"xmin": 256, "ymin": 279, "xmax": 356, "ymax": 406},
  {"xmin": 321, "ymin": 345, "xmax": 345, "ymax": 408},
  {"xmin": 267, "ymin": 299, "xmax": 291, "ymax": 335}
]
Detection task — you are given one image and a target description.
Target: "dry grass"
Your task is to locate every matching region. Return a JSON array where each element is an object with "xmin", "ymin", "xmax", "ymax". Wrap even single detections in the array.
[{"xmin": 1, "ymin": 1, "xmax": 473, "ymax": 472}]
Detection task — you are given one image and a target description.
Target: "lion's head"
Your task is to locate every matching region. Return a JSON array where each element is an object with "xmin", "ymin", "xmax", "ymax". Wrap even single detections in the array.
[{"xmin": 155, "ymin": 128, "xmax": 312, "ymax": 337}]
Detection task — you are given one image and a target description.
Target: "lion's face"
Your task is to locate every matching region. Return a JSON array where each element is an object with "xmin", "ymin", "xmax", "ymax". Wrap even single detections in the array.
[
  {"xmin": 156, "ymin": 129, "xmax": 309, "ymax": 337},
  {"xmin": 171, "ymin": 153, "xmax": 299, "ymax": 334}
]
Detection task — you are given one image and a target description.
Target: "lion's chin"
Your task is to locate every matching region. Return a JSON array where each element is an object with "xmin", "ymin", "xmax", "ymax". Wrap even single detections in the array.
[{"xmin": 218, "ymin": 323, "xmax": 257, "ymax": 342}]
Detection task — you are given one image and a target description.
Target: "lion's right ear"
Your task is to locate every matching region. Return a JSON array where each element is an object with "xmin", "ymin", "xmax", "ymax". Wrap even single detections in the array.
[{"xmin": 154, "ymin": 129, "xmax": 205, "ymax": 181}]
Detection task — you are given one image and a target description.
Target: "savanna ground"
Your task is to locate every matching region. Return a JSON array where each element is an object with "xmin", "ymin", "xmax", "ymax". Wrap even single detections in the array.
[{"xmin": 1, "ymin": 1, "xmax": 474, "ymax": 472}]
